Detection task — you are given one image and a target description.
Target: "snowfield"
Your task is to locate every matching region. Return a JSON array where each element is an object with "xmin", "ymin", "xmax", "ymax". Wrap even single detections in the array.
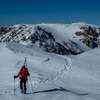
[
  {"xmin": 0, "ymin": 42, "xmax": 100, "ymax": 100},
  {"xmin": 0, "ymin": 23, "xmax": 100, "ymax": 100}
]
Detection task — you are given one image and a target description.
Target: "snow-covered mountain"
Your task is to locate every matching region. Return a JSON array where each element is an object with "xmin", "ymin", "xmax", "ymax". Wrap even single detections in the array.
[
  {"xmin": 0, "ymin": 22, "xmax": 100, "ymax": 55},
  {"xmin": 0, "ymin": 23, "xmax": 100, "ymax": 100}
]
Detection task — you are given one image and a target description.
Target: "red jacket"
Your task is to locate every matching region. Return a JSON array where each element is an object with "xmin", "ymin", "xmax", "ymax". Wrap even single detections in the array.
[{"xmin": 17, "ymin": 66, "xmax": 30, "ymax": 79}]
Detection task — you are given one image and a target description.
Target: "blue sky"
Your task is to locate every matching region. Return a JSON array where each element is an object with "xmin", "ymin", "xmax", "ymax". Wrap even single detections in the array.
[{"xmin": 0, "ymin": 0, "xmax": 100, "ymax": 27}]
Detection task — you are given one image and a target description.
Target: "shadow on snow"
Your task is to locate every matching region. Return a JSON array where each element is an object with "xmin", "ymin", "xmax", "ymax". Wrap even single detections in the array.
[{"xmin": 28, "ymin": 87, "xmax": 89, "ymax": 96}]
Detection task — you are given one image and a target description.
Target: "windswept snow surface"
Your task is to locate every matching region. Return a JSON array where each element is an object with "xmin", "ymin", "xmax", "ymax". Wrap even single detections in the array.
[{"xmin": 0, "ymin": 42, "xmax": 100, "ymax": 100}]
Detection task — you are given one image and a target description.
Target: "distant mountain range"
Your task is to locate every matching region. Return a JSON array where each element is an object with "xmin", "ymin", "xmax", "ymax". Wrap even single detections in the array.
[{"xmin": 0, "ymin": 23, "xmax": 100, "ymax": 55}]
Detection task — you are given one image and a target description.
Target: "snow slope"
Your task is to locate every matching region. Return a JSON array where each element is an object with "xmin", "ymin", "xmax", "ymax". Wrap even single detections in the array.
[
  {"xmin": 0, "ymin": 42, "xmax": 100, "ymax": 100},
  {"xmin": 1, "ymin": 22, "xmax": 100, "ymax": 55}
]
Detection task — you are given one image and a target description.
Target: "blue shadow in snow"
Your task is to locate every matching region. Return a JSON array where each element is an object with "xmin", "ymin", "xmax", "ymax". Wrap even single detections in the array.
[{"xmin": 28, "ymin": 87, "xmax": 89, "ymax": 96}]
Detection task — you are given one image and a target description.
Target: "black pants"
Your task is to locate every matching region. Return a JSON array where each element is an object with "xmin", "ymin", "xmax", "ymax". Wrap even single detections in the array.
[{"xmin": 20, "ymin": 78, "xmax": 27, "ymax": 92}]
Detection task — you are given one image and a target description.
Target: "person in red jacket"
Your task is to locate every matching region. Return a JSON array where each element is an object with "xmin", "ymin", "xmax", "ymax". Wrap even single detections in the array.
[{"xmin": 14, "ymin": 66, "xmax": 30, "ymax": 94}]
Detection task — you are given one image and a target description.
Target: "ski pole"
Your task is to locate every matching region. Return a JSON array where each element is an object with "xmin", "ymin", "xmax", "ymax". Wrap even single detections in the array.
[
  {"xmin": 29, "ymin": 76, "xmax": 34, "ymax": 91},
  {"xmin": 14, "ymin": 77, "xmax": 15, "ymax": 95}
]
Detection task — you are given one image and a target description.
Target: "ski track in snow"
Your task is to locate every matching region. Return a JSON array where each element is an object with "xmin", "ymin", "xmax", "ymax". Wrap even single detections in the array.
[
  {"xmin": 39, "ymin": 56, "xmax": 72, "ymax": 83},
  {"xmin": 0, "ymin": 55, "xmax": 72, "ymax": 96}
]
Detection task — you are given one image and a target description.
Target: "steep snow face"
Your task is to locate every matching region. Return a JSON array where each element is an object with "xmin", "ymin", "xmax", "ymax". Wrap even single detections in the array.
[
  {"xmin": 39, "ymin": 23, "xmax": 83, "ymax": 42},
  {"xmin": 0, "ymin": 23, "xmax": 100, "ymax": 55},
  {"xmin": 0, "ymin": 42, "xmax": 100, "ymax": 100}
]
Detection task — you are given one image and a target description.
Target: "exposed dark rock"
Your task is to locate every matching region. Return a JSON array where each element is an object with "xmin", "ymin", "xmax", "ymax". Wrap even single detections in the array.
[
  {"xmin": 0, "ymin": 24, "xmax": 99, "ymax": 55},
  {"xmin": 75, "ymin": 32, "xmax": 83, "ymax": 36},
  {"xmin": 62, "ymin": 41, "xmax": 83, "ymax": 55},
  {"xmin": 75, "ymin": 26, "xmax": 99, "ymax": 48}
]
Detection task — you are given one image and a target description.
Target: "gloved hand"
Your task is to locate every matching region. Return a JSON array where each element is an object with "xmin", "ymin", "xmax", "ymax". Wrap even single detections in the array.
[{"xmin": 14, "ymin": 75, "xmax": 17, "ymax": 78}]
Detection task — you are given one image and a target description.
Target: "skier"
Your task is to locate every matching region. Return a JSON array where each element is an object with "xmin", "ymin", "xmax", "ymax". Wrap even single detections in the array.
[{"xmin": 14, "ymin": 65, "xmax": 30, "ymax": 94}]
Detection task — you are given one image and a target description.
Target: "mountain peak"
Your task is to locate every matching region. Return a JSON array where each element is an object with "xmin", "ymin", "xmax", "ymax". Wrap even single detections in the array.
[{"xmin": 0, "ymin": 23, "xmax": 100, "ymax": 55}]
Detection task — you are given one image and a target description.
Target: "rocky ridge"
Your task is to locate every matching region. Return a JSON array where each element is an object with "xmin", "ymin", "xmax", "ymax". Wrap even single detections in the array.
[
  {"xmin": 75, "ymin": 25, "xmax": 100, "ymax": 48},
  {"xmin": 0, "ymin": 23, "xmax": 100, "ymax": 55}
]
